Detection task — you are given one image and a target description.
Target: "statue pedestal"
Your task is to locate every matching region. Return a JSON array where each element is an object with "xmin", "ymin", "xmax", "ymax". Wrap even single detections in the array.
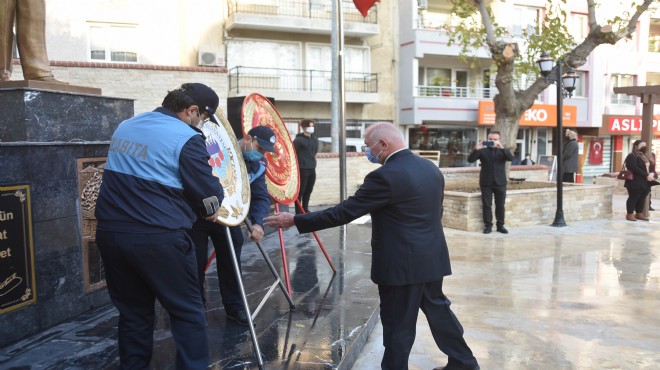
[
  {"xmin": 0, "ymin": 85, "xmax": 132, "ymax": 346},
  {"xmin": 0, "ymin": 80, "xmax": 102, "ymax": 95}
]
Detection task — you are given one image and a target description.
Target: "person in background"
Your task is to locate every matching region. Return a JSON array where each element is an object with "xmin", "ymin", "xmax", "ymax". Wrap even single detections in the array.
[
  {"xmin": 264, "ymin": 122, "xmax": 480, "ymax": 370},
  {"xmin": 95, "ymin": 83, "xmax": 223, "ymax": 369},
  {"xmin": 511, "ymin": 149, "xmax": 521, "ymax": 165},
  {"xmin": 293, "ymin": 119, "xmax": 319, "ymax": 214},
  {"xmin": 623, "ymin": 139, "xmax": 654, "ymax": 221},
  {"xmin": 467, "ymin": 131, "xmax": 514, "ymax": 234},
  {"xmin": 521, "ymin": 153, "xmax": 535, "ymax": 165},
  {"xmin": 649, "ymin": 145, "xmax": 657, "ymax": 211},
  {"xmin": 563, "ymin": 129, "xmax": 579, "ymax": 183},
  {"xmin": 190, "ymin": 126, "xmax": 276, "ymax": 325},
  {"xmin": 0, "ymin": 0, "xmax": 65, "ymax": 82}
]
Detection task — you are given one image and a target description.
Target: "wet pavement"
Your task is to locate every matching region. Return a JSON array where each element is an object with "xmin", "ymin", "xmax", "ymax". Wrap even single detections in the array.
[
  {"xmin": 0, "ymin": 218, "xmax": 379, "ymax": 370},
  {"xmin": 354, "ymin": 194, "xmax": 660, "ymax": 369},
  {"xmin": 2, "ymin": 194, "xmax": 660, "ymax": 369}
]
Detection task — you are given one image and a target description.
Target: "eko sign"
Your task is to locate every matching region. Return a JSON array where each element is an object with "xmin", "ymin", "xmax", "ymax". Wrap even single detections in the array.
[
  {"xmin": 478, "ymin": 101, "xmax": 577, "ymax": 127},
  {"xmin": 600, "ymin": 115, "xmax": 660, "ymax": 135}
]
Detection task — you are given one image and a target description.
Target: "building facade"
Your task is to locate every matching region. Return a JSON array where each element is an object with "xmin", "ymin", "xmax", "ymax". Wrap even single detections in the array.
[
  {"xmin": 8, "ymin": 0, "xmax": 395, "ymax": 142},
  {"xmin": 398, "ymin": 0, "xmax": 660, "ymax": 179}
]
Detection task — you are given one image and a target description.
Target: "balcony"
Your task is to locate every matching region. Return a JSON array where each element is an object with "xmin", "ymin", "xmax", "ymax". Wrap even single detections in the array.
[
  {"xmin": 417, "ymin": 85, "xmax": 497, "ymax": 99},
  {"xmin": 227, "ymin": 66, "xmax": 379, "ymax": 103},
  {"xmin": 226, "ymin": 0, "xmax": 379, "ymax": 38}
]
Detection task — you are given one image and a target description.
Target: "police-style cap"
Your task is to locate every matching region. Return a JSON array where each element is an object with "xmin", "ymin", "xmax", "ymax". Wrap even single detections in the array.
[
  {"xmin": 248, "ymin": 126, "xmax": 277, "ymax": 153},
  {"xmin": 181, "ymin": 83, "xmax": 219, "ymax": 124}
]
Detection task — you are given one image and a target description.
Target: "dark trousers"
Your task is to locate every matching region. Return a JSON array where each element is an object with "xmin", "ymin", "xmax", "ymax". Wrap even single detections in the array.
[
  {"xmin": 378, "ymin": 279, "xmax": 478, "ymax": 370},
  {"xmin": 480, "ymin": 184, "xmax": 507, "ymax": 227},
  {"xmin": 562, "ymin": 172, "xmax": 575, "ymax": 183},
  {"xmin": 626, "ymin": 186, "xmax": 651, "ymax": 214},
  {"xmin": 188, "ymin": 219, "xmax": 245, "ymax": 312},
  {"xmin": 297, "ymin": 168, "xmax": 316, "ymax": 214},
  {"xmin": 96, "ymin": 229, "xmax": 208, "ymax": 370}
]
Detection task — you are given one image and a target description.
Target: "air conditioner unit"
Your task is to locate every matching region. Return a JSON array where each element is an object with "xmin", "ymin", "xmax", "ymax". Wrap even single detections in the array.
[{"xmin": 198, "ymin": 50, "xmax": 225, "ymax": 67}]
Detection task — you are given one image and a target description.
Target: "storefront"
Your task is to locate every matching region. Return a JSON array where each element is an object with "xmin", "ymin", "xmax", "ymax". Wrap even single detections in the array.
[
  {"xmin": 477, "ymin": 101, "xmax": 578, "ymax": 164},
  {"xmin": 408, "ymin": 124, "xmax": 478, "ymax": 167},
  {"xmin": 598, "ymin": 114, "xmax": 660, "ymax": 174}
]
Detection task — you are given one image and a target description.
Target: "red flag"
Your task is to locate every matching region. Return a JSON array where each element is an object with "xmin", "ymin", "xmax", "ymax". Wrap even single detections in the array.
[
  {"xmin": 589, "ymin": 138, "xmax": 604, "ymax": 165},
  {"xmin": 353, "ymin": 0, "xmax": 380, "ymax": 17}
]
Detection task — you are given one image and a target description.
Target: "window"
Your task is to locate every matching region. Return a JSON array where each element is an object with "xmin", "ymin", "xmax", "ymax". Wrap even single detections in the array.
[
  {"xmin": 306, "ymin": 44, "xmax": 369, "ymax": 73},
  {"xmin": 511, "ymin": 6, "xmax": 540, "ymax": 37},
  {"xmin": 610, "ymin": 74, "xmax": 635, "ymax": 104},
  {"xmin": 228, "ymin": 40, "xmax": 300, "ymax": 70},
  {"xmin": 89, "ymin": 24, "xmax": 138, "ymax": 62},
  {"xmin": 570, "ymin": 13, "xmax": 589, "ymax": 43},
  {"xmin": 571, "ymin": 71, "xmax": 587, "ymax": 98}
]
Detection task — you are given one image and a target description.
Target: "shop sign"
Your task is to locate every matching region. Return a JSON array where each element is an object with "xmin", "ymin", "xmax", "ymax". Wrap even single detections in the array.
[
  {"xmin": 604, "ymin": 115, "xmax": 660, "ymax": 134},
  {"xmin": 478, "ymin": 101, "xmax": 577, "ymax": 127}
]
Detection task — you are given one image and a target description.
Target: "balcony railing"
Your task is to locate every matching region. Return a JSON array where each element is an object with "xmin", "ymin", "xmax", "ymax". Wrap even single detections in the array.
[
  {"xmin": 416, "ymin": 85, "xmax": 498, "ymax": 99},
  {"xmin": 228, "ymin": 66, "xmax": 379, "ymax": 94},
  {"xmin": 227, "ymin": 0, "xmax": 377, "ymax": 24}
]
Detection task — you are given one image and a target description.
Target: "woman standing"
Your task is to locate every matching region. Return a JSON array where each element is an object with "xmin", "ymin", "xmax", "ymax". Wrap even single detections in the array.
[
  {"xmin": 624, "ymin": 140, "xmax": 654, "ymax": 221},
  {"xmin": 294, "ymin": 119, "xmax": 319, "ymax": 214}
]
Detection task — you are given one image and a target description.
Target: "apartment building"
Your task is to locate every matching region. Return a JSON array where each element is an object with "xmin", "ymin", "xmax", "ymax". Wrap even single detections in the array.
[
  {"xmin": 7, "ymin": 0, "xmax": 395, "ymax": 144},
  {"xmin": 399, "ymin": 0, "xmax": 660, "ymax": 179}
]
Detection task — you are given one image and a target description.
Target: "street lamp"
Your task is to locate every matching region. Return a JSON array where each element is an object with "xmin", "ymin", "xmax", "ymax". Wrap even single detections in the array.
[{"xmin": 536, "ymin": 52, "xmax": 579, "ymax": 227}]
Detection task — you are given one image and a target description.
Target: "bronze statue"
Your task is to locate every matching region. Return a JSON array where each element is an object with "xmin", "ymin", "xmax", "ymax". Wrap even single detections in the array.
[{"xmin": 0, "ymin": 0, "xmax": 65, "ymax": 83}]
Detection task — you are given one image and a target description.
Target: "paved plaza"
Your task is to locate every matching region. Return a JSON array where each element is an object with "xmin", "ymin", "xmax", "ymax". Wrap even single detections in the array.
[
  {"xmin": 1, "ymin": 194, "xmax": 658, "ymax": 369},
  {"xmin": 354, "ymin": 194, "xmax": 660, "ymax": 369}
]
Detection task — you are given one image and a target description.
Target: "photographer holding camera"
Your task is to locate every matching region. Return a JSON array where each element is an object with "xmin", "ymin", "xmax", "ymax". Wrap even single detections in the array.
[{"xmin": 467, "ymin": 131, "xmax": 514, "ymax": 234}]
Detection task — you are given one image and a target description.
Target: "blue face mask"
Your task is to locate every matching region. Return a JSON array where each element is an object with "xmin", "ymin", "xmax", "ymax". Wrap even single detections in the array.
[
  {"xmin": 365, "ymin": 141, "xmax": 382, "ymax": 164},
  {"xmin": 243, "ymin": 149, "xmax": 263, "ymax": 161}
]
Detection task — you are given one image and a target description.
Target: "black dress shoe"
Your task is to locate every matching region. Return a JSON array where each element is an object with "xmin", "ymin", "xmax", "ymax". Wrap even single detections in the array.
[
  {"xmin": 433, "ymin": 365, "xmax": 480, "ymax": 370},
  {"xmin": 226, "ymin": 310, "xmax": 249, "ymax": 325},
  {"xmin": 496, "ymin": 226, "xmax": 508, "ymax": 234},
  {"xmin": 483, "ymin": 226, "xmax": 492, "ymax": 234}
]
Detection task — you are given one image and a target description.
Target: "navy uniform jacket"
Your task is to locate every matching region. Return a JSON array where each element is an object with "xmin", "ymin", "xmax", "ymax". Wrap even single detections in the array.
[
  {"xmin": 467, "ymin": 147, "xmax": 514, "ymax": 186},
  {"xmin": 294, "ymin": 149, "xmax": 451, "ymax": 286},
  {"xmin": 96, "ymin": 107, "xmax": 223, "ymax": 232},
  {"xmin": 244, "ymin": 157, "xmax": 271, "ymax": 227}
]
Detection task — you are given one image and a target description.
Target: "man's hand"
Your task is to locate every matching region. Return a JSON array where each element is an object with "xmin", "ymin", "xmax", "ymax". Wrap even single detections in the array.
[
  {"xmin": 204, "ymin": 208, "xmax": 223, "ymax": 222},
  {"xmin": 248, "ymin": 224, "xmax": 265, "ymax": 242},
  {"xmin": 264, "ymin": 212, "xmax": 295, "ymax": 229}
]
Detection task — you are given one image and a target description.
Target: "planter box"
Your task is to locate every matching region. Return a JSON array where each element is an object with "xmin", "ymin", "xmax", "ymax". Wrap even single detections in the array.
[{"xmin": 443, "ymin": 184, "xmax": 614, "ymax": 232}]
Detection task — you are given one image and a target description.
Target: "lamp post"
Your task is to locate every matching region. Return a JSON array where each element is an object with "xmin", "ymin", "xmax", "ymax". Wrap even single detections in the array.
[{"xmin": 536, "ymin": 52, "xmax": 579, "ymax": 227}]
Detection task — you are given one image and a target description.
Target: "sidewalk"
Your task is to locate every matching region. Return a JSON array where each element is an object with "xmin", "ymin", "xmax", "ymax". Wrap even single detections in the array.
[
  {"xmin": 1, "ymin": 194, "xmax": 658, "ymax": 369},
  {"xmin": 353, "ymin": 194, "xmax": 660, "ymax": 369}
]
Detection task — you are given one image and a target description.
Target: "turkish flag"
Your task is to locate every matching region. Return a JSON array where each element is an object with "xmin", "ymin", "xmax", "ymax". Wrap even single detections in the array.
[
  {"xmin": 353, "ymin": 0, "xmax": 380, "ymax": 17},
  {"xmin": 589, "ymin": 138, "xmax": 604, "ymax": 165}
]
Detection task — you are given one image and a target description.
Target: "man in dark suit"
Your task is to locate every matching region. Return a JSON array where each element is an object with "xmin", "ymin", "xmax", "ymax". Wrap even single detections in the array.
[
  {"xmin": 264, "ymin": 122, "xmax": 479, "ymax": 370},
  {"xmin": 467, "ymin": 131, "xmax": 514, "ymax": 234}
]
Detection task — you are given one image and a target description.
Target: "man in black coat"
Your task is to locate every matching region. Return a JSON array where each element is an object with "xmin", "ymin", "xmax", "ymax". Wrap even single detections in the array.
[
  {"xmin": 264, "ymin": 122, "xmax": 479, "ymax": 370},
  {"xmin": 467, "ymin": 131, "xmax": 514, "ymax": 234}
]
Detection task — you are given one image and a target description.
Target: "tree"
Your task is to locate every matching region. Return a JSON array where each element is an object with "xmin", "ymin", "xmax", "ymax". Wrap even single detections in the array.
[{"xmin": 445, "ymin": 0, "xmax": 655, "ymax": 150}]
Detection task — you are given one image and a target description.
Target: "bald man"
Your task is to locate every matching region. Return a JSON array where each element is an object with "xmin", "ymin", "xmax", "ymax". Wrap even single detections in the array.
[{"xmin": 265, "ymin": 122, "xmax": 479, "ymax": 370}]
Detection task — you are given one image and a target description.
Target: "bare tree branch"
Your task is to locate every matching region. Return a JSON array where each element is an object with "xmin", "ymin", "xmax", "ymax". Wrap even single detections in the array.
[
  {"xmin": 473, "ymin": 0, "xmax": 497, "ymax": 46},
  {"xmin": 587, "ymin": 0, "xmax": 598, "ymax": 31}
]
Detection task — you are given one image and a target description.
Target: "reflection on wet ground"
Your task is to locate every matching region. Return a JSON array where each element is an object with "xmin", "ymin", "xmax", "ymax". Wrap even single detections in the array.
[
  {"xmin": 2, "ymin": 195, "xmax": 660, "ymax": 369},
  {"xmin": 354, "ymin": 195, "xmax": 660, "ymax": 369},
  {"xmin": 0, "ymin": 222, "xmax": 379, "ymax": 370}
]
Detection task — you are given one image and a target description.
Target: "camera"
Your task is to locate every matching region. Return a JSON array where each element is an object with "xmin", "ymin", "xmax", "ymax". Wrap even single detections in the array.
[{"xmin": 482, "ymin": 140, "xmax": 495, "ymax": 147}]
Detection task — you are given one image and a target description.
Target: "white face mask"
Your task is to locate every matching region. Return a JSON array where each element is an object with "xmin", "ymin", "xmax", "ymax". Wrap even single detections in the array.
[{"xmin": 305, "ymin": 127, "xmax": 315, "ymax": 134}]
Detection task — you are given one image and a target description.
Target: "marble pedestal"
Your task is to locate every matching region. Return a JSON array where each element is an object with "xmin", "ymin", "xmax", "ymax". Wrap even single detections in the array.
[{"xmin": 0, "ymin": 85, "xmax": 133, "ymax": 346}]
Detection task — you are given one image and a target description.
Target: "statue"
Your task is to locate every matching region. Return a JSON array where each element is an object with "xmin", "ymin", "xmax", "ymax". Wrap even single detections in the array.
[{"xmin": 0, "ymin": 0, "xmax": 66, "ymax": 83}]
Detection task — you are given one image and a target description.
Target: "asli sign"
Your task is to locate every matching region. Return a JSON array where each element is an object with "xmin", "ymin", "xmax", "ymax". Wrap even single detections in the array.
[
  {"xmin": 603, "ymin": 115, "xmax": 660, "ymax": 135},
  {"xmin": 478, "ymin": 101, "xmax": 577, "ymax": 127}
]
